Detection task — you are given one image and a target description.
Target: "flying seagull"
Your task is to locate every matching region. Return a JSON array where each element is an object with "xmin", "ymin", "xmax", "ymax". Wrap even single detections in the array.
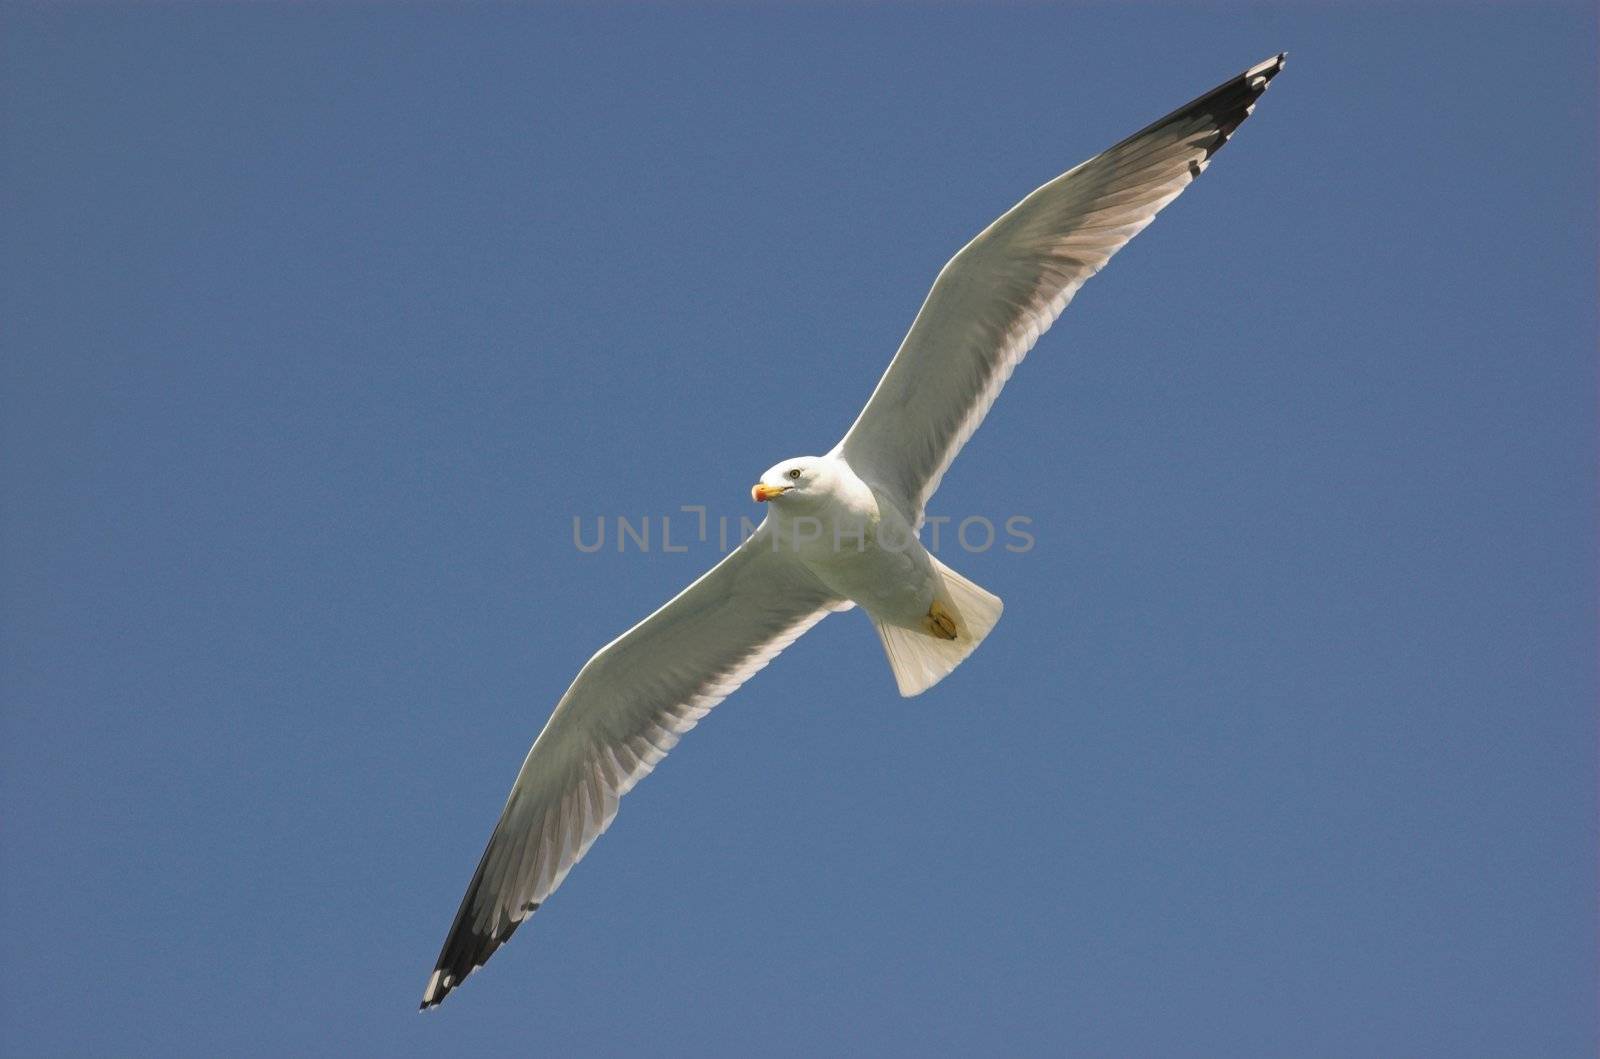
[{"xmin": 422, "ymin": 53, "xmax": 1286, "ymax": 1008}]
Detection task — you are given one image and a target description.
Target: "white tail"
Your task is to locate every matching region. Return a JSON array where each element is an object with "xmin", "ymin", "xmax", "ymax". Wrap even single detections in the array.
[{"xmin": 872, "ymin": 557, "xmax": 1004, "ymax": 697}]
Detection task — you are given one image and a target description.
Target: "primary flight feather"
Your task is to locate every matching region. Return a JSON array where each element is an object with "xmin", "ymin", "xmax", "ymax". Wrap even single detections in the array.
[{"xmin": 422, "ymin": 53, "xmax": 1286, "ymax": 1008}]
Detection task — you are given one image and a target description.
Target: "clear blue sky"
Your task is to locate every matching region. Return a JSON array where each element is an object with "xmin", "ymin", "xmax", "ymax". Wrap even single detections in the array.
[{"xmin": 2, "ymin": 5, "xmax": 1594, "ymax": 1056}]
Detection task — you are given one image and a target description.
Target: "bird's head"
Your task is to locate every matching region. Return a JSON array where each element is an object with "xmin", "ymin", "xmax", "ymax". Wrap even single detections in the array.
[{"xmin": 752, "ymin": 456, "xmax": 827, "ymax": 504}]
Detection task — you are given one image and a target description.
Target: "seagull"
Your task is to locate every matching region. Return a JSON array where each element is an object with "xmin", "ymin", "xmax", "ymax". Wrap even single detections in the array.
[{"xmin": 421, "ymin": 53, "xmax": 1286, "ymax": 1008}]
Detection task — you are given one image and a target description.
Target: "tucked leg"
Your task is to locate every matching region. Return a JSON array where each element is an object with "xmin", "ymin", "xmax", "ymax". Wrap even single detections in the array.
[{"xmin": 924, "ymin": 599, "xmax": 958, "ymax": 640}]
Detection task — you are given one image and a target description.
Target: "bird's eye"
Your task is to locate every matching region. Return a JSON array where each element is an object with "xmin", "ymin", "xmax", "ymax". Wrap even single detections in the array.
[{"xmin": 787, "ymin": 468, "xmax": 802, "ymax": 480}]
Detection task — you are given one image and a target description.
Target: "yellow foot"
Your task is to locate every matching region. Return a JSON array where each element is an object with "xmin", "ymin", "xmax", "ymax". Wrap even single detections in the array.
[{"xmin": 924, "ymin": 599, "xmax": 959, "ymax": 641}]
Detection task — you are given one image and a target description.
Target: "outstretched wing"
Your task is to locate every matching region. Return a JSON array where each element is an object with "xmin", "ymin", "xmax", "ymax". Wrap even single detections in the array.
[
  {"xmin": 834, "ymin": 54, "xmax": 1285, "ymax": 525},
  {"xmin": 421, "ymin": 526, "xmax": 845, "ymax": 1008}
]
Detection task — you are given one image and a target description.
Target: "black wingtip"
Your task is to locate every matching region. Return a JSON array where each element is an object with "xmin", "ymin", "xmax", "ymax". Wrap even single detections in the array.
[
  {"xmin": 1252, "ymin": 52, "xmax": 1288, "ymax": 81},
  {"xmin": 1163, "ymin": 52, "xmax": 1287, "ymax": 169},
  {"xmin": 419, "ymin": 907, "xmax": 532, "ymax": 1010},
  {"xmin": 1102, "ymin": 51, "xmax": 1287, "ymax": 173},
  {"xmin": 1206, "ymin": 53, "xmax": 1288, "ymax": 155},
  {"xmin": 420, "ymin": 810, "xmax": 543, "ymax": 1010}
]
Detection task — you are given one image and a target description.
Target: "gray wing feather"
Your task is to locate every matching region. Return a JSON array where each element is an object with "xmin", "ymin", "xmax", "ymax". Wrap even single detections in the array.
[
  {"xmin": 422, "ymin": 526, "xmax": 843, "ymax": 1007},
  {"xmin": 835, "ymin": 54, "xmax": 1285, "ymax": 525}
]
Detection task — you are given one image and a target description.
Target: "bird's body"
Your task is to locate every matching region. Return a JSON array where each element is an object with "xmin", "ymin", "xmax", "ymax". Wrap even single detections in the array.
[
  {"xmin": 422, "ymin": 53, "xmax": 1287, "ymax": 1009},
  {"xmin": 758, "ymin": 456, "xmax": 934, "ymax": 632}
]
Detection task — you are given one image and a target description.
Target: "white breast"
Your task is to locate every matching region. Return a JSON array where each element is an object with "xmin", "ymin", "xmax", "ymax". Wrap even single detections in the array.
[{"xmin": 772, "ymin": 460, "xmax": 938, "ymax": 628}]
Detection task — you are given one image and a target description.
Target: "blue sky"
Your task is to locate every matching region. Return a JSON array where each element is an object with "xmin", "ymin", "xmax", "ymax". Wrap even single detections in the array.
[{"xmin": 2, "ymin": 5, "xmax": 1595, "ymax": 1056}]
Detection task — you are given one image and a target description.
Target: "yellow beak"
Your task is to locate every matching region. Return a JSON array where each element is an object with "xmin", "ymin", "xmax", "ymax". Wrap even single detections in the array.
[{"xmin": 752, "ymin": 483, "xmax": 790, "ymax": 502}]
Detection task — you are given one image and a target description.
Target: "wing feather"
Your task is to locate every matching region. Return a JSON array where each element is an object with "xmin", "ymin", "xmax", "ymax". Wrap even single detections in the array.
[
  {"xmin": 835, "ymin": 54, "xmax": 1286, "ymax": 524},
  {"xmin": 421, "ymin": 526, "xmax": 843, "ymax": 1008}
]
